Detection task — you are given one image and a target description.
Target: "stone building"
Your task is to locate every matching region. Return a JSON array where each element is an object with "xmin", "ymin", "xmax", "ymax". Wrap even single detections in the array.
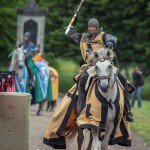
[{"xmin": 16, "ymin": 0, "xmax": 48, "ymax": 52}]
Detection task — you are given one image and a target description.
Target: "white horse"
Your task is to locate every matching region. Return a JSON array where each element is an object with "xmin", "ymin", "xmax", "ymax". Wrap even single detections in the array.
[
  {"xmin": 9, "ymin": 47, "xmax": 25, "ymax": 72},
  {"xmin": 9, "ymin": 47, "xmax": 53, "ymax": 115},
  {"xmin": 90, "ymin": 52, "xmax": 117, "ymax": 150},
  {"xmin": 76, "ymin": 48, "xmax": 116, "ymax": 150},
  {"xmin": 43, "ymin": 48, "xmax": 130, "ymax": 149}
]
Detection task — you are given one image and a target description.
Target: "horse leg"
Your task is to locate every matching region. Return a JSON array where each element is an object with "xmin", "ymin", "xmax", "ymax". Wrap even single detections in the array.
[
  {"xmin": 50, "ymin": 100, "xmax": 56, "ymax": 112},
  {"xmin": 77, "ymin": 128, "xmax": 84, "ymax": 150},
  {"xmin": 101, "ymin": 122, "xmax": 114, "ymax": 150},
  {"xmin": 36, "ymin": 102, "xmax": 42, "ymax": 115},
  {"xmin": 91, "ymin": 128, "xmax": 101, "ymax": 150},
  {"xmin": 86, "ymin": 131, "xmax": 93, "ymax": 150},
  {"xmin": 46, "ymin": 101, "xmax": 50, "ymax": 111}
]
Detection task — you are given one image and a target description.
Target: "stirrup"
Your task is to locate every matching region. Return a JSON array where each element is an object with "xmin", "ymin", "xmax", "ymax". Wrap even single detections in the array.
[
  {"xmin": 127, "ymin": 83, "xmax": 135, "ymax": 93},
  {"xmin": 125, "ymin": 111, "xmax": 134, "ymax": 122}
]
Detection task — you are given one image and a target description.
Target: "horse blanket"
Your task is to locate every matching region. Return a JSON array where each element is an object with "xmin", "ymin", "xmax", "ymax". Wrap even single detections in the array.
[
  {"xmin": 49, "ymin": 67, "xmax": 59, "ymax": 100},
  {"xmin": 33, "ymin": 52, "xmax": 58, "ymax": 101},
  {"xmin": 16, "ymin": 59, "xmax": 53, "ymax": 103},
  {"xmin": 43, "ymin": 79, "xmax": 131, "ymax": 149}
]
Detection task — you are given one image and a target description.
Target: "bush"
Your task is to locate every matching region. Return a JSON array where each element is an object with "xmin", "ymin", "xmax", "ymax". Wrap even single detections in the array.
[{"xmin": 46, "ymin": 56, "xmax": 79, "ymax": 93}]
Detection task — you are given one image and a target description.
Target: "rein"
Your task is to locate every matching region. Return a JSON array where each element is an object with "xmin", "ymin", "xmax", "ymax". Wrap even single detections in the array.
[
  {"xmin": 96, "ymin": 57, "xmax": 112, "ymax": 88},
  {"xmin": 97, "ymin": 73, "xmax": 111, "ymax": 88},
  {"xmin": 111, "ymin": 69, "xmax": 118, "ymax": 89}
]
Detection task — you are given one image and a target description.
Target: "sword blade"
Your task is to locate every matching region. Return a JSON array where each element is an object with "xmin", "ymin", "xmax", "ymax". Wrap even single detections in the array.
[
  {"xmin": 77, "ymin": 0, "xmax": 85, "ymax": 11},
  {"xmin": 65, "ymin": 0, "xmax": 85, "ymax": 35}
]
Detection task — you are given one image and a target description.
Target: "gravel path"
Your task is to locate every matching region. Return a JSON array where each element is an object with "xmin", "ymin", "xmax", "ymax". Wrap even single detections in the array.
[{"xmin": 29, "ymin": 96, "xmax": 150, "ymax": 150}]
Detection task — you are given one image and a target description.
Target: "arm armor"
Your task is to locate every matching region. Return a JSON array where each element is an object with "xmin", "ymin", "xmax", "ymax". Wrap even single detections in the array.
[
  {"xmin": 66, "ymin": 27, "xmax": 82, "ymax": 44},
  {"xmin": 104, "ymin": 33, "xmax": 117, "ymax": 45}
]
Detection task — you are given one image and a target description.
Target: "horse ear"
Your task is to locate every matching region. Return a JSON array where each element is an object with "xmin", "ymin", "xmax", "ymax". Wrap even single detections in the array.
[
  {"xmin": 94, "ymin": 52, "xmax": 99, "ymax": 58},
  {"xmin": 21, "ymin": 46, "xmax": 24, "ymax": 50},
  {"xmin": 107, "ymin": 50, "xmax": 110, "ymax": 56}
]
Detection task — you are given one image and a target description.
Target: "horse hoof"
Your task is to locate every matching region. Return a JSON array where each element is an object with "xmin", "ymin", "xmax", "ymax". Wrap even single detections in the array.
[
  {"xmin": 36, "ymin": 111, "xmax": 42, "ymax": 116},
  {"xmin": 50, "ymin": 108, "xmax": 54, "ymax": 112}
]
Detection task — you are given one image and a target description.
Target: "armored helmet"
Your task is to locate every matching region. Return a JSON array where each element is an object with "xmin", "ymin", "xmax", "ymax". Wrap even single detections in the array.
[{"xmin": 88, "ymin": 18, "xmax": 99, "ymax": 29}]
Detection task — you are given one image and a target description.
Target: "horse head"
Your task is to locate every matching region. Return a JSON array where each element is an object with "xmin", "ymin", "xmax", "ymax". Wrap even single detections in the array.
[
  {"xmin": 16, "ymin": 46, "xmax": 25, "ymax": 69},
  {"xmin": 10, "ymin": 46, "xmax": 25, "ymax": 71},
  {"xmin": 93, "ymin": 48, "xmax": 115, "ymax": 93},
  {"xmin": 95, "ymin": 58, "xmax": 113, "ymax": 93}
]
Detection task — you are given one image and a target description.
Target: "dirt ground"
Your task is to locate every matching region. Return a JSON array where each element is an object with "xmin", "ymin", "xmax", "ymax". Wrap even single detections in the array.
[{"xmin": 29, "ymin": 96, "xmax": 150, "ymax": 150}]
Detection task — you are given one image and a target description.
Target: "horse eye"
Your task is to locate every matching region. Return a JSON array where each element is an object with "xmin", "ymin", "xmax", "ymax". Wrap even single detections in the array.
[{"xmin": 108, "ymin": 65, "xmax": 112, "ymax": 69}]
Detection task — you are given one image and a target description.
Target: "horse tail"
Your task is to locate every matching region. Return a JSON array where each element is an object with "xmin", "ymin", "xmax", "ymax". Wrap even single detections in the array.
[{"xmin": 65, "ymin": 123, "xmax": 78, "ymax": 144}]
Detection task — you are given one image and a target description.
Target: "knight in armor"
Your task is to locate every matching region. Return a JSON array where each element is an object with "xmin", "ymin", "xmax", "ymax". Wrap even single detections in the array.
[
  {"xmin": 18, "ymin": 32, "xmax": 36, "ymax": 88},
  {"xmin": 65, "ymin": 17, "xmax": 134, "ymax": 122},
  {"xmin": 18, "ymin": 32, "xmax": 35, "ymax": 51}
]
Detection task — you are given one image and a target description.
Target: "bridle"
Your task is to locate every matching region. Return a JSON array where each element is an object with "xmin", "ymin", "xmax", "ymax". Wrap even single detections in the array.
[
  {"xmin": 16, "ymin": 49, "xmax": 25, "ymax": 63},
  {"xmin": 95, "ymin": 57, "xmax": 113, "ymax": 89}
]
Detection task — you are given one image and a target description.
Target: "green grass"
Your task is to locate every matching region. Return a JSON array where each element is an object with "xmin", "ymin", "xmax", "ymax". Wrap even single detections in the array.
[
  {"xmin": 0, "ymin": 57, "xmax": 79, "ymax": 93},
  {"xmin": 55, "ymin": 58, "xmax": 79, "ymax": 93},
  {"xmin": 121, "ymin": 68, "xmax": 150, "ymax": 100},
  {"xmin": 131, "ymin": 101, "xmax": 150, "ymax": 145},
  {"xmin": 142, "ymin": 76, "xmax": 150, "ymax": 100}
]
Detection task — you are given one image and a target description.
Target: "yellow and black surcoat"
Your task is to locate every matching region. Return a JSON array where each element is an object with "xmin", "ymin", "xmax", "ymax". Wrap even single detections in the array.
[
  {"xmin": 80, "ymin": 32, "xmax": 105, "ymax": 61},
  {"xmin": 43, "ymin": 80, "xmax": 131, "ymax": 149}
]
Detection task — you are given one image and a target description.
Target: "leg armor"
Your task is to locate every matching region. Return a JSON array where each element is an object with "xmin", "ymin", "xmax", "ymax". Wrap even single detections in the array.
[
  {"xmin": 117, "ymin": 72, "xmax": 134, "ymax": 122},
  {"xmin": 77, "ymin": 71, "xmax": 89, "ymax": 116}
]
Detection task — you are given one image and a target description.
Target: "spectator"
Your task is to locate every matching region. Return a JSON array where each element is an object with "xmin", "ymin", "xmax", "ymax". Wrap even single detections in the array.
[{"xmin": 131, "ymin": 67, "xmax": 144, "ymax": 108}]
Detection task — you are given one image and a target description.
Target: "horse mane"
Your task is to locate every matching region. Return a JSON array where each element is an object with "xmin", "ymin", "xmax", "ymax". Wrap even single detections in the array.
[
  {"xmin": 93, "ymin": 48, "xmax": 115, "ymax": 65},
  {"xmin": 9, "ymin": 47, "xmax": 25, "ymax": 73}
]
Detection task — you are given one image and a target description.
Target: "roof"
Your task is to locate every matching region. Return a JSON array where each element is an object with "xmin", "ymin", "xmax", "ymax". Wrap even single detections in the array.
[{"xmin": 16, "ymin": 0, "xmax": 48, "ymax": 16}]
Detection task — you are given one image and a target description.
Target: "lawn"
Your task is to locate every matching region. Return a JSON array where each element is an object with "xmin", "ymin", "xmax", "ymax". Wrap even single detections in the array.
[
  {"xmin": 131, "ymin": 100, "xmax": 150, "ymax": 145},
  {"xmin": 55, "ymin": 58, "xmax": 79, "ymax": 93}
]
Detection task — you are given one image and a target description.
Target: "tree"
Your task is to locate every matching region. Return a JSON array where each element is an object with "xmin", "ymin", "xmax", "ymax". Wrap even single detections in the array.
[
  {"xmin": 0, "ymin": 0, "xmax": 150, "ymax": 76},
  {"xmin": 0, "ymin": 0, "xmax": 26, "ymax": 66}
]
